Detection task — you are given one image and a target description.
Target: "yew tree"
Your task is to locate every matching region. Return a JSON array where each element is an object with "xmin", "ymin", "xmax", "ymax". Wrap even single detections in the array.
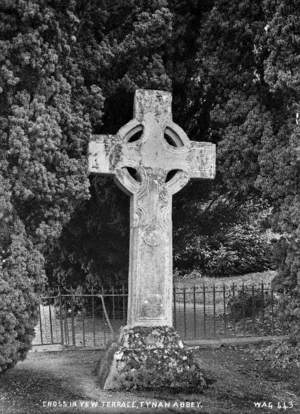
[{"xmin": 0, "ymin": 0, "xmax": 93, "ymax": 371}]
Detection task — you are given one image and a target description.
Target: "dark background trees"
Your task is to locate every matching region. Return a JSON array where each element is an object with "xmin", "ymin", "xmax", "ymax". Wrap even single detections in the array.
[{"xmin": 0, "ymin": 0, "xmax": 299, "ymax": 371}]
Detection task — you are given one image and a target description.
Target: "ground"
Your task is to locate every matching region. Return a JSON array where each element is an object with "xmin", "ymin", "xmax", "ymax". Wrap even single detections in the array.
[{"xmin": 0, "ymin": 346, "xmax": 299, "ymax": 414}]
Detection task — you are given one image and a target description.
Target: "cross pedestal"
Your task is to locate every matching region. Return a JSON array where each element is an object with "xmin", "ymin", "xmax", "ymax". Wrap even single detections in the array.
[{"xmin": 89, "ymin": 89, "xmax": 216, "ymax": 390}]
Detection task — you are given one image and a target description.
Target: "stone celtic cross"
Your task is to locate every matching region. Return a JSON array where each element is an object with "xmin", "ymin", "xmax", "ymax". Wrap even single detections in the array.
[{"xmin": 89, "ymin": 89, "xmax": 216, "ymax": 328}]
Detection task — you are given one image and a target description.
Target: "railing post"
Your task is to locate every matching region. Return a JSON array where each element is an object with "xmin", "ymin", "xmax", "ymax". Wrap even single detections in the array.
[
  {"xmin": 242, "ymin": 283, "xmax": 246, "ymax": 332},
  {"xmin": 232, "ymin": 283, "xmax": 236, "ymax": 333},
  {"xmin": 92, "ymin": 288, "xmax": 96, "ymax": 347},
  {"xmin": 112, "ymin": 286, "xmax": 115, "ymax": 320},
  {"xmin": 39, "ymin": 302, "xmax": 43, "ymax": 345},
  {"xmin": 49, "ymin": 302, "xmax": 54, "ymax": 344},
  {"xmin": 82, "ymin": 296, "xmax": 86, "ymax": 347},
  {"xmin": 173, "ymin": 286, "xmax": 177, "ymax": 330},
  {"xmin": 101, "ymin": 286, "xmax": 106, "ymax": 344},
  {"xmin": 193, "ymin": 285, "xmax": 196, "ymax": 338},
  {"xmin": 271, "ymin": 288, "xmax": 274, "ymax": 334},
  {"xmin": 252, "ymin": 285, "xmax": 255, "ymax": 333},
  {"xmin": 183, "ymin": 287, "xmax": 187, "ymax": 338},
  {"xmin": 71, "ymin": 294, "xmax": 76, "ymax": 346},
  {"xmin": 99, "ymin": 294, "xmax": 114, "ymax": 336},
  {"xmin": 261, "ymin": 282, "xmax": 265, "ymax": 324},
  {"xmin": 122, "ymin": 284, "xmax": 126, "ymax": 322},
  {"xmin": 213, "ymin": 284, "xmax": 216, "ymax": 337},
  {"xmin": 59, "ymin": 290, "xmax": 64, "ymax": 345},
  {"xmin": 203, "ymin": 284, "xmax": 206, "ymax": 337},
  {"xmin": 223, "ymin": 284, "xmax": 227, "ymax": 335},
  {"xmin": 64, "ymin": 298, "xmax": 69, "ymax": 345}
]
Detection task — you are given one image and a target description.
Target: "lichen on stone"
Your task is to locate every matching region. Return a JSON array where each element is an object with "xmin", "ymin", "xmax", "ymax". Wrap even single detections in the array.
[{"xmin": 101, "ymin": 326, "xmax": 213, "ymax": 392}]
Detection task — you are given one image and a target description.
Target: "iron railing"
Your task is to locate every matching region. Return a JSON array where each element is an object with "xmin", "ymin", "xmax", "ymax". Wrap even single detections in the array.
[{"xmin": 33, "ymin": 283, "xmax": 288, "ymax": 348}]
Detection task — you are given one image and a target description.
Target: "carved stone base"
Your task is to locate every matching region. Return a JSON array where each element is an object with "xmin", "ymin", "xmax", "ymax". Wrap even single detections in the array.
[{"xmin": 96, "ymin": 326, "xmax": 211, "ymax": 392}]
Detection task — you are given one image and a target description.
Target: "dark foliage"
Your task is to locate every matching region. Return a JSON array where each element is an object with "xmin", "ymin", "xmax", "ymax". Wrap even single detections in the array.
[
  {"xmin": 227, "ymin": 287, "xmax": 273, "ymax": 322},
  {"xmin": 175, "ymin": 221, "xmax": 272, "ymax": 277}
]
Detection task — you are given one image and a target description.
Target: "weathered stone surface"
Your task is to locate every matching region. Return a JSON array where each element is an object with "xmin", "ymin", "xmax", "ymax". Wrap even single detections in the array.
[
  {"xmin": 88, "ymin": 89, "xmax": 216, "ymax": 328},
  {"xmin": 99, "ymin": 326, "xmax": 210, "ymax": 391}
]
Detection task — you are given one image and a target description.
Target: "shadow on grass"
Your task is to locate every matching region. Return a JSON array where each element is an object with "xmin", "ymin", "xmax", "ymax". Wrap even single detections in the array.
[{"xmin": 0, "ymin": 366, "xmax": 85, "ymax": 413}]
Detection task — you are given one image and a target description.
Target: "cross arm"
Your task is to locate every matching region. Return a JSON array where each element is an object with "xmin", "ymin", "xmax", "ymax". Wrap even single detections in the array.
[
  {"xmin": 187, "ymin": 141, "xmax": 216, "ymax": 179},
  {"xmin": 159, "ymin": 140, "xmax": 216, "ymax": 195},
  {"xmin": 88, "ymin": 134, "xmax": 118, "ymax": 175},
  {"xmin": 88, "ymin": 133, "xmax": 142, "ymax": 195}
]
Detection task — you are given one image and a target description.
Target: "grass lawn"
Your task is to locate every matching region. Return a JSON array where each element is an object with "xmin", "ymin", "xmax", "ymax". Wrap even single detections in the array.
[
  {"xmin": 174, "ymin": 270, "xmax": 277, "ymax": 288},
  {"xmin": 0, "ymin": 346, "xmax": 298, "ymax": 414}
]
